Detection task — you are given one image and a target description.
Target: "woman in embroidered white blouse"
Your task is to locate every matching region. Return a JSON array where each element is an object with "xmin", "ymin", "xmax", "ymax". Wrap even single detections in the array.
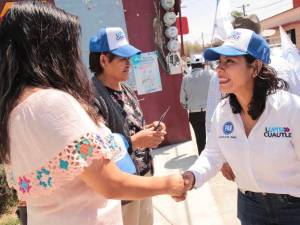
[{"xmin": 0, "ymin": 2, "xmax": 188, "ymax": 225}]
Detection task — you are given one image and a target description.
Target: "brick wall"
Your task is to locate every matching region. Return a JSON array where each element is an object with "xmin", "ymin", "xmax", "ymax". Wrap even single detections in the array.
[
  {"xmin": 284, "ymin": 23, "xmax": 300, "ymax": 49},
  {"xmin": 270, "ymin": 23, "xmax": 300, "ymax": 50}
]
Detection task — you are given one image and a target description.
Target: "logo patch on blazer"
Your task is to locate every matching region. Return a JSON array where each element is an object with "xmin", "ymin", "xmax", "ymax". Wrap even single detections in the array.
[
  {"xmin": 223, "ymin": 121, "xmax": 234, "ymax": 135},
  {"xmin": 219, "ymin": 121, "xmax": 237, "ymax": 139},
  {"xmin": 264, "ymin": 127, "xmax": 291, "ymax": 138}
]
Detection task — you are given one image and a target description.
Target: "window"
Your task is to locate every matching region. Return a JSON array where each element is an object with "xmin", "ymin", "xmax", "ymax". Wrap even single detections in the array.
[{"xmin": 286, "ymin": 29, "xmax": 296, "ymax": 44}]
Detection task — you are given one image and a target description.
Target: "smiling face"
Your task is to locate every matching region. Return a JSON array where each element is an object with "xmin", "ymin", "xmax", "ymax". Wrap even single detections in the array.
[
  {"xmin": 216, "ymin": 55, "xmax": 256, "ymax": 97},
  {"xmin": 100, "ymin": 54, "xmax": 131, "ymax": 82}
]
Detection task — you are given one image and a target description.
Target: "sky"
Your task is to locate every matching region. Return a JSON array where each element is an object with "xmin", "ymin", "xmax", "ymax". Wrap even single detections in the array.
[{"xmin": 181, "ymin": 0, "xmax": 293, "ymax": 44}]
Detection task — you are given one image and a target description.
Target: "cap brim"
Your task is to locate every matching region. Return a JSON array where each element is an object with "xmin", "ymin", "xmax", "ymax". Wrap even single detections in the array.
[
  {"xmin": 111, "ymin": 44, "xmax": 141, "ymax": 58},
  {"xmin": 204, "ymin": 46, "xmax": 247, "ymax": 61}
]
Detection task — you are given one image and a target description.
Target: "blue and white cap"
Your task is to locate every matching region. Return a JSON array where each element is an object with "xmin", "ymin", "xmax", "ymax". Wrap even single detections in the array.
[
  {"xmin": 89, "ymin": 27, "xmax": 141, "ymax": 57},
  {"xmin": 204, "ymin": 28, "xmax": 270, "ymax": 64}
]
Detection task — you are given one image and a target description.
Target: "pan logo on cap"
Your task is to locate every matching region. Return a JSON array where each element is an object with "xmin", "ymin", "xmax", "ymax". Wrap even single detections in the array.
[
  {"xmin": 229, "ymin": 31, "xmax": 241, "ymax": 41},
  {"xmin": 115, "ymin": 31, "xmax": 125, "ymax": 41}
]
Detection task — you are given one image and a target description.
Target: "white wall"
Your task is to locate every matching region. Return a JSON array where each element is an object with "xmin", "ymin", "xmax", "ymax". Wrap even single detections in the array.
[{"xmin": 55, "ymin": 0, "xmax": 127, "ymax": 68}]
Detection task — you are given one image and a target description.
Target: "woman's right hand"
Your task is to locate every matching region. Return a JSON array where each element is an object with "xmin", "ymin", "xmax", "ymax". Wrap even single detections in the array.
[
  {"xmin": 165, "ymin": 174, "xmax": 186, "ymax": 197},
  {"xmin": 171, "ymin": 172, "xmax": 195, "ymax": 202},
  {"xmin": 182, "ymin": 171, "xmax": 195, "ymax": 190}
]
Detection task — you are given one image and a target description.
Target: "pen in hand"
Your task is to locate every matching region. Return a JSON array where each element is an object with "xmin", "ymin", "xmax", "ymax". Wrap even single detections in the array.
[{"xmin": 154, "ymin": 106, "xmax": 171, "ymax": 131}]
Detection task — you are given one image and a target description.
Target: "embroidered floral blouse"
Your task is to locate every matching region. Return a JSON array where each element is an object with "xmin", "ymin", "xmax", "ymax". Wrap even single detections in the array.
[{"xmin": 5, "ymin": 89, "xmax": 124, "ymax": 225}]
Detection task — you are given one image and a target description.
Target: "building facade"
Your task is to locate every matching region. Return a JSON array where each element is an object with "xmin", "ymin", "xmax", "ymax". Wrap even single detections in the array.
[{"xmin": 261, "ymin": 0, "xmax": 300, "ymax": 49}]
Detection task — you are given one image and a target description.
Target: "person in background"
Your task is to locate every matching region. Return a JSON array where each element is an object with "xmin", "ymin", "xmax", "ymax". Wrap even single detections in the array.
[
  {"xmin": 0, "ymin": 2, "xmax": 188, "ymax": 225},
  {"xmin": 180, "ymin": 54, "xmax": 213, "ymax": 155},
  {"xmin": 89, "ymin": 27, "xmax": 166, "ymax": 225},
  {"xmin": 182, "ymin": 56, "xmax": 191, "ymax": 76},
  {"xmin": 183, "ymin": 28, "xmax": 300, "ymax": 225}
]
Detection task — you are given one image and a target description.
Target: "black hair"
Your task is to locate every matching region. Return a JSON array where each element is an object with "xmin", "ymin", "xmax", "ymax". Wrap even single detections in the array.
[
  {"xmin": 89, "ymin": 52, "xmax": 116, "ymax": 76},
  {"xmin": 0, "ymin": 2, "xmax": 99, "ymax": 163},
  {"xmin": 227, "ymin": 54, "xmax": 288, "ymax": 120}
]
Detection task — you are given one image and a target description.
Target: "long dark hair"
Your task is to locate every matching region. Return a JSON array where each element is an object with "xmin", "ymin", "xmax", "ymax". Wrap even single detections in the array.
[
  {"xmin": 227, "ymin": 54, "xmax": 288, "ymax": 120},
  {"xmin": 0, "ymin": 2, "xmax": 99, "ymax": 163}
]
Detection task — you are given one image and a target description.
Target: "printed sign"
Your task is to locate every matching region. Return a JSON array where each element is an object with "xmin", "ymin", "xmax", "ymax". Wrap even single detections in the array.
[{"xmin": 128, "ymin": 51, "xmax": 162, "ymax": 95}]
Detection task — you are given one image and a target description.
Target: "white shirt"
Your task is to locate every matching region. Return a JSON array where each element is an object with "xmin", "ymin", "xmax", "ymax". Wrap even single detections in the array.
[
  {"xmin": 180, "ymin": 68, "xmax": 213, "ymax": 112},
  {"xmin": 5, "ymin": 89, "xmax": 123, "ymax": 225},
  {"xmin": 189, "ymin": 90, "xmax": 300, "ymax": 197}
]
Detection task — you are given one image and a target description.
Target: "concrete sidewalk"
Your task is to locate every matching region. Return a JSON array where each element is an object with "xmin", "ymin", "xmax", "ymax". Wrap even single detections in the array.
[{"xmin": 152, "ymin": 140, "xmax": 240, "ymax": 225}]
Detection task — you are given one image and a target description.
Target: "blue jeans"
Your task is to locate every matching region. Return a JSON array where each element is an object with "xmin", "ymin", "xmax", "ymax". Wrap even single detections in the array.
[{"xmin": 238, "ymin": 190, "xmax": 300, "ymax": 225}]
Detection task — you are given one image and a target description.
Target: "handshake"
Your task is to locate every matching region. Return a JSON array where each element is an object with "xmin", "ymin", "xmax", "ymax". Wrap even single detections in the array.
[{"xmin": 165, "ymin": 171, "xmax": 195, "ymax": 202}]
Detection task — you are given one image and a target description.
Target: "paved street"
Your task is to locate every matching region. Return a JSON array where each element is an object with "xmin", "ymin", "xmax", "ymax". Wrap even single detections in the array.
[{"xmin": 152, "ymin": 139, "xmax": 240, "ymax": 225}]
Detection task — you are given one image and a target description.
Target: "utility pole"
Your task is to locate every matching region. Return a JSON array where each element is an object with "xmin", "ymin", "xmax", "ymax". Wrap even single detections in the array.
[
  {"xmin": 238, "ymin": 3, "xmax": 250, "ymax": 16},
  {"xmin": 179, "ymin": 0, "xmax": 185, "ymax": 56}
]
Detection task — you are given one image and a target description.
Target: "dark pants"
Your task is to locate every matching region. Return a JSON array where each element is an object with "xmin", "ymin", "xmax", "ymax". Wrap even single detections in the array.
[
  {"xmin": 238, "ymin": 190, "xmax": 300, "ymax": 225},
  {"xmin": 189, "ymin": 111, "xmax": 206, "ymax": 155},
  {"xmin": 16, "ymin": 206, "xmax": 27, "ymax": 225}
]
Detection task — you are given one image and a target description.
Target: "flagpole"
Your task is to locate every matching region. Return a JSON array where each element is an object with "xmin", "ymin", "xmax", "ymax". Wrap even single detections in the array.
[
  {"xmin": 210, "ymin": 0, "xmax": 220, "ymax": 46},
  {"xmin": 201, "ymin": 32, "xmax": 205, "ymax": 49},
  {"xmin": 178, "ymin": 0, "xmax": 185, "ymax": 56}
]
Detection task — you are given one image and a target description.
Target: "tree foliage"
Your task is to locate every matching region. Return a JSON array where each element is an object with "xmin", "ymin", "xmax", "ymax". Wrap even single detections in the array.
[
  {"xmin": 231, "ymin": 10, "xmax": 243, "ymax": 18},
  {"xmin": 0, "ymin": 166, "xmax": 17, "ymax": 215}
]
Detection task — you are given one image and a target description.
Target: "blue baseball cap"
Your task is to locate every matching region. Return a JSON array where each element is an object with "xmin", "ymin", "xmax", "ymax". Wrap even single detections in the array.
[
  {"xmin": 89, "ymin": 27, "xmax": 141, "ymax": 57},
  {"xmin": 204, "ymin": 28, "xmax": 270, "ymax": 64}
]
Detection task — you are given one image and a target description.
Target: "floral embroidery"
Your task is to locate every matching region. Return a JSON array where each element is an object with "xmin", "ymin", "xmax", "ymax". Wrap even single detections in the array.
[
  {"xmin": 106, "ymin": 134, "xmax": 119, "ymax": 149},
  {"xmin": 7, "ymin": 132, "xmax": 120, "ymax": 200},
  {"xmin": 59, "ymin": 160, "xmax": 69, "ymax": 170},
  {"xmin": 18, "ymin": 176, "xmax": 32, "ymax": 193},
  {"xmin": 36, "ymin": 168, "xmax": 52, "ymax": 188},
  {"xmin": 75, "ymin": 138, "xmax": 94, "ymax": 160},
  {"xmin": 96, "ymin": 134, "xmax": 105, "ymax": 145}
]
